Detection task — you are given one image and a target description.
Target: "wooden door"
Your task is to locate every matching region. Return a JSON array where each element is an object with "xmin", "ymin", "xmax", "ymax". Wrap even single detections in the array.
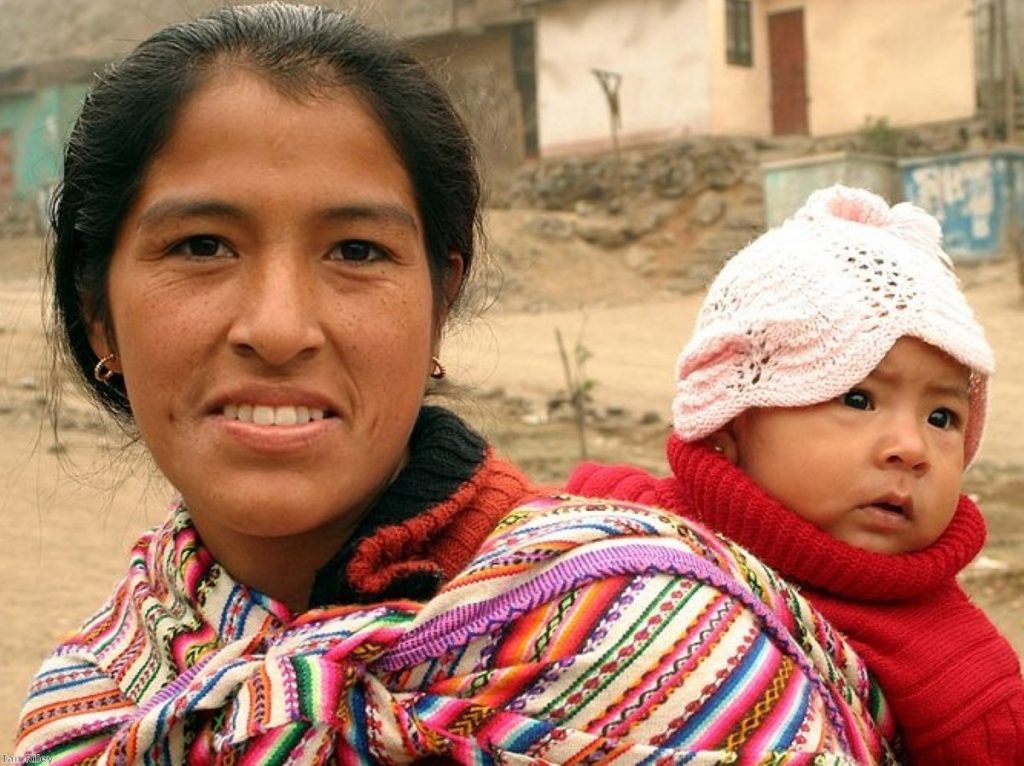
[{"xmin": 768, "ymin": 10, "xmax": 809, "ymax": 135}]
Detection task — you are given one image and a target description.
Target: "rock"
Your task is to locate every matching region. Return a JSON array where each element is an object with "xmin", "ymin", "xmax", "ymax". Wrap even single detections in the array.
[
  {"xmin": 624, "ymin": 243, "xmax": 656, "ymax": 274},
  {"xmin": 0, "ymin": 199, "xmax": 42, "ymax": 238},
  {"xmin": 669, "ymin": 275, "xmax": 709, "ymax": 294},
  {"xmin": 575, "ymin": 218, "xmax": 632, "ymax": 249},
  {"xmin": 521, "ymin": 411, "xmax": 548, "ymax": 426},
  {"xmin": 626, "ymin": 201, "xmax": 676, "ymax": 238},
  {"xmin": 693, "ymin": 191, "xmax": 725, "ymax": 225},
  {"xmin": 700, "ymin": 153, "xmax": 742, "ymax": 190},
  {"xmin": 652, "ymin": 156, "xmax": 696, "ymax": 198},
  {"xmin": 522, "ymin": 213, "xmax": 575, "ymax": 241},
  {"xmin": 724, "ymin": 210, "xmax": 763, "ymax": 231}
]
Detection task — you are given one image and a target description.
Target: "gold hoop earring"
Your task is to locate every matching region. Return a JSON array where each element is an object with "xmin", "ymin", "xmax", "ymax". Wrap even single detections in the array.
[
  {"xmin": 93, "ymin": 353, "xmax": 119, "ymax": 383},
  {"xmin": 430, "ymin": 356, "xmax": 446, "ymax": 380}
]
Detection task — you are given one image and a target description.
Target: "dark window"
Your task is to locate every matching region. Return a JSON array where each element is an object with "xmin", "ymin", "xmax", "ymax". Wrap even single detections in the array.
[{"xmin": 727, "ymin": 0, "xmax": 753, "ymax": 66}]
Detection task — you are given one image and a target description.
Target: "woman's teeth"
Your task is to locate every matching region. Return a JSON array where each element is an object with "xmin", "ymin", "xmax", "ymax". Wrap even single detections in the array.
[{"xmin": 222, "ymin": 404, "xmax": 326, "ymax": 425}]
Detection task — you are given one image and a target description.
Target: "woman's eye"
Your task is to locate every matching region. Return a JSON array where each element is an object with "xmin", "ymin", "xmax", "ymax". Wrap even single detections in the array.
[
  {"xmin": 330, "ymin": 240, "xmax": 388, "ymax": 262},
  {"xmin": 840, "ymin": 390, "xmax": 873, "ymax": 410},
  {"xmin": 170, "ymin": 236, "xmax": 229, "ymax": 258},
  {"xmin": 928, "ymin": 408, "xmax": 958, "ymax": 430}
]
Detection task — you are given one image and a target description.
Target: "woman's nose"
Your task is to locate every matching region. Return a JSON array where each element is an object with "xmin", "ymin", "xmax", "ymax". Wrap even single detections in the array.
[{"xmin": 227, "ymin": 256, "xmax": 326, "ymax": 367}]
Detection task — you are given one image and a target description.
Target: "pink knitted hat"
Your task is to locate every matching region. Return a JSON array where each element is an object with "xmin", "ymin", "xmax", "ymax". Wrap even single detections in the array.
[{"xmin": 673, "ymin": 184, "xmax": 994, "ymax": 464}]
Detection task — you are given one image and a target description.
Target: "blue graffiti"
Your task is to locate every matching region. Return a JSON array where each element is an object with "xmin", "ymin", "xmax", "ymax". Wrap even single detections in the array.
[{"xmin": 901, "ymin": 150, "xmax": 1024, "ymax": 261}]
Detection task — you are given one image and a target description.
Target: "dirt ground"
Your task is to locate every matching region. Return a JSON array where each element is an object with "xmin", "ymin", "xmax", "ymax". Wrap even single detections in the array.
[{"xmin": 2, "ymin": 223, "xmax": 1023, "ymax": 748}]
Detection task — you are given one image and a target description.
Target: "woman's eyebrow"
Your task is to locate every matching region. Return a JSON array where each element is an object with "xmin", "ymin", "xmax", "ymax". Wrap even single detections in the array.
[
  {"xmin": 136, "ymin": 198, "xmax": 248, "ymax": 230},
  {"xmin": 318, "ymin": 203, "xmax": 419, "ymax": 234},
  {"xmin": 135, "ymin": 198, "xmax": 419, "ymax": 235}
]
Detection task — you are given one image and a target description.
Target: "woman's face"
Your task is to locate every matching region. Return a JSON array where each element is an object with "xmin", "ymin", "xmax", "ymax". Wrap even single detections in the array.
[{"xmin": 94, "ymin": 71, "xmax": 458, "ymax": 594}]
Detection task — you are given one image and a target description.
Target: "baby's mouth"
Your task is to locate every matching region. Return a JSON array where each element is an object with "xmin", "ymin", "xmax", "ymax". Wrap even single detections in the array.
[
  {"xmin": 866, "ymin": 494, "xmax": 913, "ymax": 519},
  {"xmin": 222, "ymin": 404, "xmax": 331, "ymax": 426},
  {"xmin": 873, "ymin": 501, "xmax": 905, "ymax": 516}
]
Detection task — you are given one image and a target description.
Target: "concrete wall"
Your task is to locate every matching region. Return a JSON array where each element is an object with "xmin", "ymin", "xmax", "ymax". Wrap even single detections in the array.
[
  {"xmin": 533, "ymin": 0, "xmax": 975, "ymax": 151},
  {"xmin": 708, "ymin": 0, "xmax": 772, "ymax": 135},
  {"xmin": 708, "ymin": 0, "xmax": 976, "ymax": 138},
  {"xmin": 761, "ymin": 152, "xmax": 901, "ymax": 225},
  {"xmin": 535, "ymin": 0, "xmax": 711, "ymax": 156},
  {"xmin": 415, "ymin": 27, "xmax": 527, "ymax": 182},
  {"xmin": 800, "ymin": 0, "xmax": 976, "ymax": 136}
]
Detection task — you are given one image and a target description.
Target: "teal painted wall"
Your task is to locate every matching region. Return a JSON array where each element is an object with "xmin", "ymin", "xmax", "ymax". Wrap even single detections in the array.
[
  {"xmin": 0, "ymin": 83, "xmax": 89, "ymax": 202},
  {"xmin": 760, "ymin": 152, "xmax": 902, "ymax": 228}
]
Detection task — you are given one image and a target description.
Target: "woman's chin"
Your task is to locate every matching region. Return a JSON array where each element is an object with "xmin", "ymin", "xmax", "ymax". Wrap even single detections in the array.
[{"xmin": 181, "ymin": 484, "xmax": 368, "ymax": 549}]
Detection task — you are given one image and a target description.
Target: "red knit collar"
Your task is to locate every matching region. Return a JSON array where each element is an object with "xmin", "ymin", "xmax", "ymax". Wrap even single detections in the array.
[
  {"xmin": 665, "ymin": 435, "xmax": 986, "ymax": 601},
  {"xmin": 311, "ymin": 406, "xmax": 539, "ymax": 606}
]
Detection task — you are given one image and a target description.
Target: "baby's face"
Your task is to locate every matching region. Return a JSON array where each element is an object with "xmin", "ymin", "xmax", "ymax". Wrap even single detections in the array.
[{"xmin": 730, "ymin": 337, "xmax": 970, "ymax": 554}]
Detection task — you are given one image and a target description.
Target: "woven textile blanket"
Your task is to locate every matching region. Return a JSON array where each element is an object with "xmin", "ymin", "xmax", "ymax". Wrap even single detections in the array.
[{"xmin": 16, "ymin": 496, "xmax": 897, "ymax": 765}]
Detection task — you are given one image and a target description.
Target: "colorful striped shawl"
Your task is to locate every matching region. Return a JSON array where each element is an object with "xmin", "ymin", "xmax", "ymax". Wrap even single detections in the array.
[{"xmin": 16, "ymin": 496, "xmax": 898, "ymax": 764}]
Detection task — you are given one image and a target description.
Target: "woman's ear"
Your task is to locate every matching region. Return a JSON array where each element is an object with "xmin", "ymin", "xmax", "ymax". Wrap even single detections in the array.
[
  {"xmin": 442, "ymin": 251, "xmax": 465, "ymax": 315},
  {"xmin": 705, "ymin": 424, "xmax": 740, "ymax": 465},
  {"xmin": 433, "ymin": 252, "xmax": 465, "ymax": 349},
  {"xmin": 87, "ymin": 317, "xmax": 120, "ymax": 372}
]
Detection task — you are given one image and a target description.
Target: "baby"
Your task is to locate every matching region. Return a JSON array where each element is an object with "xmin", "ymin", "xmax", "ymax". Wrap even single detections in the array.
[{"xmin": 567, "ymin": 185, "xmax": 1024, "ymax": 763}]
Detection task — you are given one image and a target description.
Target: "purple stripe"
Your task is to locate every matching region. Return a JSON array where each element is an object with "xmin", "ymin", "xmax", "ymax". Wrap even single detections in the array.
[{"xmin": 377, "ymin": 541, "xmax": 850, "ymax": 750}]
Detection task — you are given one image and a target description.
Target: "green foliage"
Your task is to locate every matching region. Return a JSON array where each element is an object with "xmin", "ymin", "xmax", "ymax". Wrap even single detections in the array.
[
  {"xmin": 859, "ymin": 116, "xmax": 902, "ymax": 157},
  {"xmin": 555, "ymin": 321, "xmax": 596, "ymax": 459}
]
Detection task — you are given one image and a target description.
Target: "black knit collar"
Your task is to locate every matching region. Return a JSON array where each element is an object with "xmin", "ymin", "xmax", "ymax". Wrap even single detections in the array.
[{"xmin": 309, "ymin": 405, "xmax": 486, "ymax": 607}]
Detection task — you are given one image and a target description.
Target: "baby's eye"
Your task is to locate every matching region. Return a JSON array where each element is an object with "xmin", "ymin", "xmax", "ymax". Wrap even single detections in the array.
[
  {"xmin": 840, "ymin": 390, "xmax": 873, "ymax": 410},
  {"xmin": 927, "ymin": 408, "xmax": 958, "ymax": 430},
  {"xmin": 170, "ymin": 235, "xmax": 229, "ymax": 258},
  {"xmin": 330, "ymin": 240, "xmax": 388, "ymax": 262}
]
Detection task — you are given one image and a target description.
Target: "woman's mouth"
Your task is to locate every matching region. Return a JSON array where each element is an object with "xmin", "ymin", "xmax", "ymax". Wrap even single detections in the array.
[{"xmin": 222, "ymin": 404, "xmax": 330, "ymax": 426}]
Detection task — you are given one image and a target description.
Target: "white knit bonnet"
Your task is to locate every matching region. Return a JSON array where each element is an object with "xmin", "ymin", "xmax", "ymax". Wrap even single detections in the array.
[{"xmin": 673, "ymin": 184, "xmax": 994, "ymax": 464}]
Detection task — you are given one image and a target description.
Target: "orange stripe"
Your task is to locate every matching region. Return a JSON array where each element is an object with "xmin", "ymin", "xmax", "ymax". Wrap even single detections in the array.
[
  {"xmin": 545, "ymin": 577, "xmax": 627, "ymax": 661},
  {"xmin": 19, "ymin": 690, "xmax": 133, "ymax": 737}
]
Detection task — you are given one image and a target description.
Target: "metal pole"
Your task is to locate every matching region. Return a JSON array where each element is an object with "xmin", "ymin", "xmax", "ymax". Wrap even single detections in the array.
[
  {"xmin": 592, "ymin": 69, "xmax": 622, "ymax": 155},
  {"xmin": 998, "ymin": 0, "xmax": 1015, "ymax": 142},
  {"xmin": 591, "ymin": 68, "xmax": 624, "ymax": 200},
  {"xmin": 989, "ymin": 0, "xmax": 999, "ymax": 144}
]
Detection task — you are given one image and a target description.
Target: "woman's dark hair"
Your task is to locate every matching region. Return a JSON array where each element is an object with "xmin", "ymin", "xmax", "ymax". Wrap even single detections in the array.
[{"xmin": 52, "ymin": 1, "xmax": 481, "ymax": 420}]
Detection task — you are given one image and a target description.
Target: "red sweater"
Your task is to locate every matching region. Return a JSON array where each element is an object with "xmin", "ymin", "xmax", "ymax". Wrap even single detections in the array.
[
  {"xmin": 310, "ymin": 405, "xmax": 544, "ymax": 606},
  {"xmin": 567, "ymin": 436, "xmax": 1024, "ymax": 764}
]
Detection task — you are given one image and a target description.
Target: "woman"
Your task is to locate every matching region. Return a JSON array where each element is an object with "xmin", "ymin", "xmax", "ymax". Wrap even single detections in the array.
[{"xmin": 16, "ymin": 4, "xmax": 898, "ymax": 763}]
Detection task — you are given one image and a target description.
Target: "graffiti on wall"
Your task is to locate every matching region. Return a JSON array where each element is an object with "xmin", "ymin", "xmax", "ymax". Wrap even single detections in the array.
[
  {"xmin": 902, "ymin": 153, "xmax": 1024, "ymax": 260},
  {"xmin": 904, "ymin": 157, "xmax": 999, "ymax": 256}
]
